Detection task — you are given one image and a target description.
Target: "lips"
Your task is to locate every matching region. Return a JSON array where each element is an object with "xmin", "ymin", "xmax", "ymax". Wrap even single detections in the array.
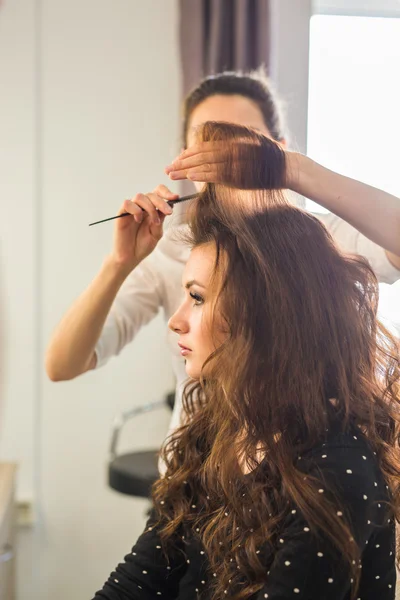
[{"xmin": 178, "ymin": 342, "xmax": 192, "ymax": 356}]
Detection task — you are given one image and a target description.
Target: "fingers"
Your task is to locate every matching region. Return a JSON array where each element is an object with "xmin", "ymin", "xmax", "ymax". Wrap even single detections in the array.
[
  {"xmin": 150, "ymin": 211, "xmax": 166, "ymax": 242},
  {"xmin": 145, "ymin": 192, "xmax": 174, "ymax": 216},
  {"xmin": 123, "ymin": 192, "xmax": 173, "ymax": 225},
  {"xmin": 186, "ymin": 171, "xmax": 213, "ymax": 182},
  {"xmin": 177, "ymin": 141, "xmax": 226, "ymax": 160},
  {"xmin": 121, "ymin": 199, "xmax": 143, "ymax": 224},
  {"xmin": 152, "ymin": 183, "xmax": 179, "ymax": 201},
  {"xmin": 166, "ymin": 160, "xmax": 216, "ymax": 182},
  {"xmin": 165, "ymin": 142, "xmax": 227, "ymax": 183},
  {"xmin": 165, "ymin": 150, "xmax": 224, "ymax": 175},
  {"xmin": 165, "ymin": 151, "xmax": 210, "ymax": 172}
]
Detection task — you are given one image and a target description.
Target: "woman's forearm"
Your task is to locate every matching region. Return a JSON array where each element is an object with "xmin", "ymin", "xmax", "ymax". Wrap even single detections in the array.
[
  {"xmin": 45, "ymin": 256, "xmax": 131, "ymax": 381},
  {"xmin": 286, "ymin": 152, "xmax": 400, "ymax": 258}
]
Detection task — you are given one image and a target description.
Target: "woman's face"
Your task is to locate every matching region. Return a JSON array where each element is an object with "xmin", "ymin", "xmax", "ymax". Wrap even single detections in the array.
[{"xmin": 168, "ymin": 243, "xmax": 227, "ymax": 379}]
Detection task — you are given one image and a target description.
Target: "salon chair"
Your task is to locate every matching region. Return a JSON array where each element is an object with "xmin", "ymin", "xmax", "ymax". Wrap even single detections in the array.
[{"xmin": 108, "ymin": 392, "xmax": 175, "ymax": 498}]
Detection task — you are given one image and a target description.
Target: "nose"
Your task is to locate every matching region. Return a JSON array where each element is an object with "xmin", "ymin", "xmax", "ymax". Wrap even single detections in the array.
[{"xmin": 168, "ymin": 305, "xmax": 189, "ymax": 334}]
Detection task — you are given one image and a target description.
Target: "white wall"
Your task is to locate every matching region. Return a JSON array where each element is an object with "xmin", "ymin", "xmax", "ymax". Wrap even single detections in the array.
[
  {"xmin": 1, "ymin": 1, "xmax": 179, "ymax": 598},
  {"xmin": 0, "ymin": 2, "xmax": 38, "ymax": 596},
  {"xmin": 0, "ymin": 0, "xmax": 36, "ymax": 502}
]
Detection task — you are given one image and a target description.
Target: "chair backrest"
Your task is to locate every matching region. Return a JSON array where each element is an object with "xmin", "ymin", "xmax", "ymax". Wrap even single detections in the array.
[{"xmin": 108, "ymin": 391, "xmax": 175, "ymax": 498}]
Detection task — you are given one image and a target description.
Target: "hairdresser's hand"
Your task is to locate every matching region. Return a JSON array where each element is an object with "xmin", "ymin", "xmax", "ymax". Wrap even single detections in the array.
[
  {"xmin": 165, "ymin": 139, "xmax": 287, "ymax": 190},
  {"xmin": 165, "ymin": 142, "xmax": 227, "ymax": 185},
  {"xmin": 110, "ymin": 185, "xmax": 178, "ymax": 273}
]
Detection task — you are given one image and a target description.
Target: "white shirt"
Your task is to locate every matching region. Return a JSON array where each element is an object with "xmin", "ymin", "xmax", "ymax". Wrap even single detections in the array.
[
  {"xmin": 378, "ymin": 279, "xmax": 400, "ymax": 339},
  {"xmin": 95, "ymin": 213, "xmax": 400, "ymax": 476}
]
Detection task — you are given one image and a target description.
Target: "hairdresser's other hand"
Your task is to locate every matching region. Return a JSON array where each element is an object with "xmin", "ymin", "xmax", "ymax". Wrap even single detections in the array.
[
  {"xmin": 165, "ymin": 142, "xmax": 226, "ymax": 185},
  {"xmin": 110, "ymin": 185, "xmax": 177, "ymax": 274},
  {"xmin": 165, "ymin": 138, "xmax": 288, "ymax": 190}
]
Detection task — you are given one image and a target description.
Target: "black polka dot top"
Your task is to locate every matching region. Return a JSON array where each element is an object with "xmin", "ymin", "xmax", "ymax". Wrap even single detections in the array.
[{"xmin": 92, "ymin": 425, "xmax": 396, "ymax": 599}]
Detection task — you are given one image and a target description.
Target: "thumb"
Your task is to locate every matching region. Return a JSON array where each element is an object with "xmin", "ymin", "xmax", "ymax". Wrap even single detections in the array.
[
  {"xmin": 153, "ymin": 183, "xmax": 179, "ymax": 200},
  {"xmin": 149, "ymin": 212, "xmax": 166, "ymax": 240}
]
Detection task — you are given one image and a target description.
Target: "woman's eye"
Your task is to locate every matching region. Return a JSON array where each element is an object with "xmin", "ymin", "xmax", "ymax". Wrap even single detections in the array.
[{"xmin": 190, "ymin": 291, "xmax": 204, "ymax": 306}]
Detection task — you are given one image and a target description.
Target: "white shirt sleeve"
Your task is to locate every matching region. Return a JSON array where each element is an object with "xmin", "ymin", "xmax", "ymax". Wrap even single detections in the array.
[
  {"xmin": 317, "ymin": 212, "xmax": 400, "ymax": 284},
  {"xmin": 94, "ymin": 251, "xmax": 164, "ymax": 368},
  {"xmin": 378, "ymin": 280, "xmax": 400, "ymax": 339}
]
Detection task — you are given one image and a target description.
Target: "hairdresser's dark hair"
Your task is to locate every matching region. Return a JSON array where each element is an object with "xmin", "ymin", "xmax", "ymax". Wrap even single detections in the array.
[
  {"xmin": 152, "ymin": 123, "xmax": 400, "ymax": 600},
  {"xmin": 182, "ymin": 66, "xmax": 286, "ymax": 147}
]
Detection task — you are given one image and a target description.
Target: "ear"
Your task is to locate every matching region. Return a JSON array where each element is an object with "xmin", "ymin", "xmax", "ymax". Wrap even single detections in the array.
[{"xmin": 279, "ymin": 138, "xmax": 288, "ymax": 149}]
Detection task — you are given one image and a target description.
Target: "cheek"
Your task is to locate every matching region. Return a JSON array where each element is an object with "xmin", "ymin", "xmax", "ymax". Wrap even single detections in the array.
[
  {"xmin": 190, "ymin": 310, "xmax": 214, "ymax": 351},
  {"xmin": 199, "ymin": 320, "xmax": 214, "ymax": 350},
  {"xmin": 191, "ymin": 311, "xmax": 207, "ymax": 342},
  {"xmin": 199, "ymin": 311, "xmax": 226, "ymax": 353},
  {"xmin": 210, "ymin": 307, "xmax": 229, "ymax": 346}
]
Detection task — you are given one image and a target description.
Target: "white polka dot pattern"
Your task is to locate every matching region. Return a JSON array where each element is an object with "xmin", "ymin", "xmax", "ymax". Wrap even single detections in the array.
[{"xmin": 93, "ymin": 437, "xmax": 395, "ymax": 600}]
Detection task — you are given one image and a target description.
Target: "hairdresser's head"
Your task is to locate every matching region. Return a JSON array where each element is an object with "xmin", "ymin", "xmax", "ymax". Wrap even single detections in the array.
[{"xmin": 182, "ymin": 67, "xmax": 287, "ymax": 149}]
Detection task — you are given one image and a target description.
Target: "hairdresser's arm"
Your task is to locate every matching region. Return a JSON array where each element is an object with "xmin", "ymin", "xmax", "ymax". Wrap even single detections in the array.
[
  {"xmin": 287, "ymin": 152, "xmax": 400, "ymax": 267},
  {"xmin": 46, "ymin": 257, "xmax": 134, "ymax": 381},
  {"xmin": 166, "ymin": 142, "xmax": 400, "ymax": 267},
  {"xmin": 45, "ymin": 187, "xmax": 175, "ymax": 381}
]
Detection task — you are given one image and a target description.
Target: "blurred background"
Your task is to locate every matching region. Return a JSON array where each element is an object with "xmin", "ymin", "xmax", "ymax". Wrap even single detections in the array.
[{"xmin": 1, "ymin": 1, "xmax": 400, "ymax": 598}]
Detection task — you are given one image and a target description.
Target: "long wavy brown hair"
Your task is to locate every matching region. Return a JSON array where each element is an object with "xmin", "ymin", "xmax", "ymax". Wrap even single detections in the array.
[{"xmin": 152, "ymin": 122, "xmax": 400, "ymax": 600}]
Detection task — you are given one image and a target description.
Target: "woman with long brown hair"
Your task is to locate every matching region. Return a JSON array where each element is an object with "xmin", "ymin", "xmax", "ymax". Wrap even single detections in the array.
[
  {"xmin": 46, "ymin": 71, "xmax": 400, "ymax": 455},
  {"xmin": 92, "ymin": 123, "xmax": 400, "ymax": 600}
]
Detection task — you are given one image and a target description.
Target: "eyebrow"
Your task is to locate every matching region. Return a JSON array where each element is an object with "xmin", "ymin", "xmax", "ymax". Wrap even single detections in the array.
[{"xmin": 185, "ymin": 279, "xmax": 206, "ymax": 289}]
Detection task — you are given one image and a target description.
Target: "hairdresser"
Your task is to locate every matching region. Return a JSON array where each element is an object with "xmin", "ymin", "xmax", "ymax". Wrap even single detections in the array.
[{"xmin": 46, "ymin": 70, "xmax": 400, "ymax": 476}]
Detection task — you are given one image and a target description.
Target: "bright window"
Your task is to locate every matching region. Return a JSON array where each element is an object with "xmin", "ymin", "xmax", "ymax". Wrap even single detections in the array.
[{"xmin": 307, "ymin": 14, "xmax": 400, "ymax": 213}]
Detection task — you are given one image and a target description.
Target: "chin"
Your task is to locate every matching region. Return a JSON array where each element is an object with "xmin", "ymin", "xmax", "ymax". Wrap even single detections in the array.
[{"xmin": 185, "ymin": 361, "xmax": 201, "ymax": 380}]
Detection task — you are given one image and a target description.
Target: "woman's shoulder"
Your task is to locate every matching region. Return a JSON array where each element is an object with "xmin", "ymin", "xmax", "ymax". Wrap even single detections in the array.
[
  {"xmin": 298, "ymin": 425, "xmax": 389, "ymax": 501},
  {"xmin": 300, "ymin": 424, "xmax": 377, "ymax": 464}
]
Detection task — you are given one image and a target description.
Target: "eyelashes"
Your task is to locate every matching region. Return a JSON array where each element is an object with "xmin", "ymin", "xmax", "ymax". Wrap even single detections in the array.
[{"xmin": 190, "ymin": 291, "xmax": 204, "ymax": 306}]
